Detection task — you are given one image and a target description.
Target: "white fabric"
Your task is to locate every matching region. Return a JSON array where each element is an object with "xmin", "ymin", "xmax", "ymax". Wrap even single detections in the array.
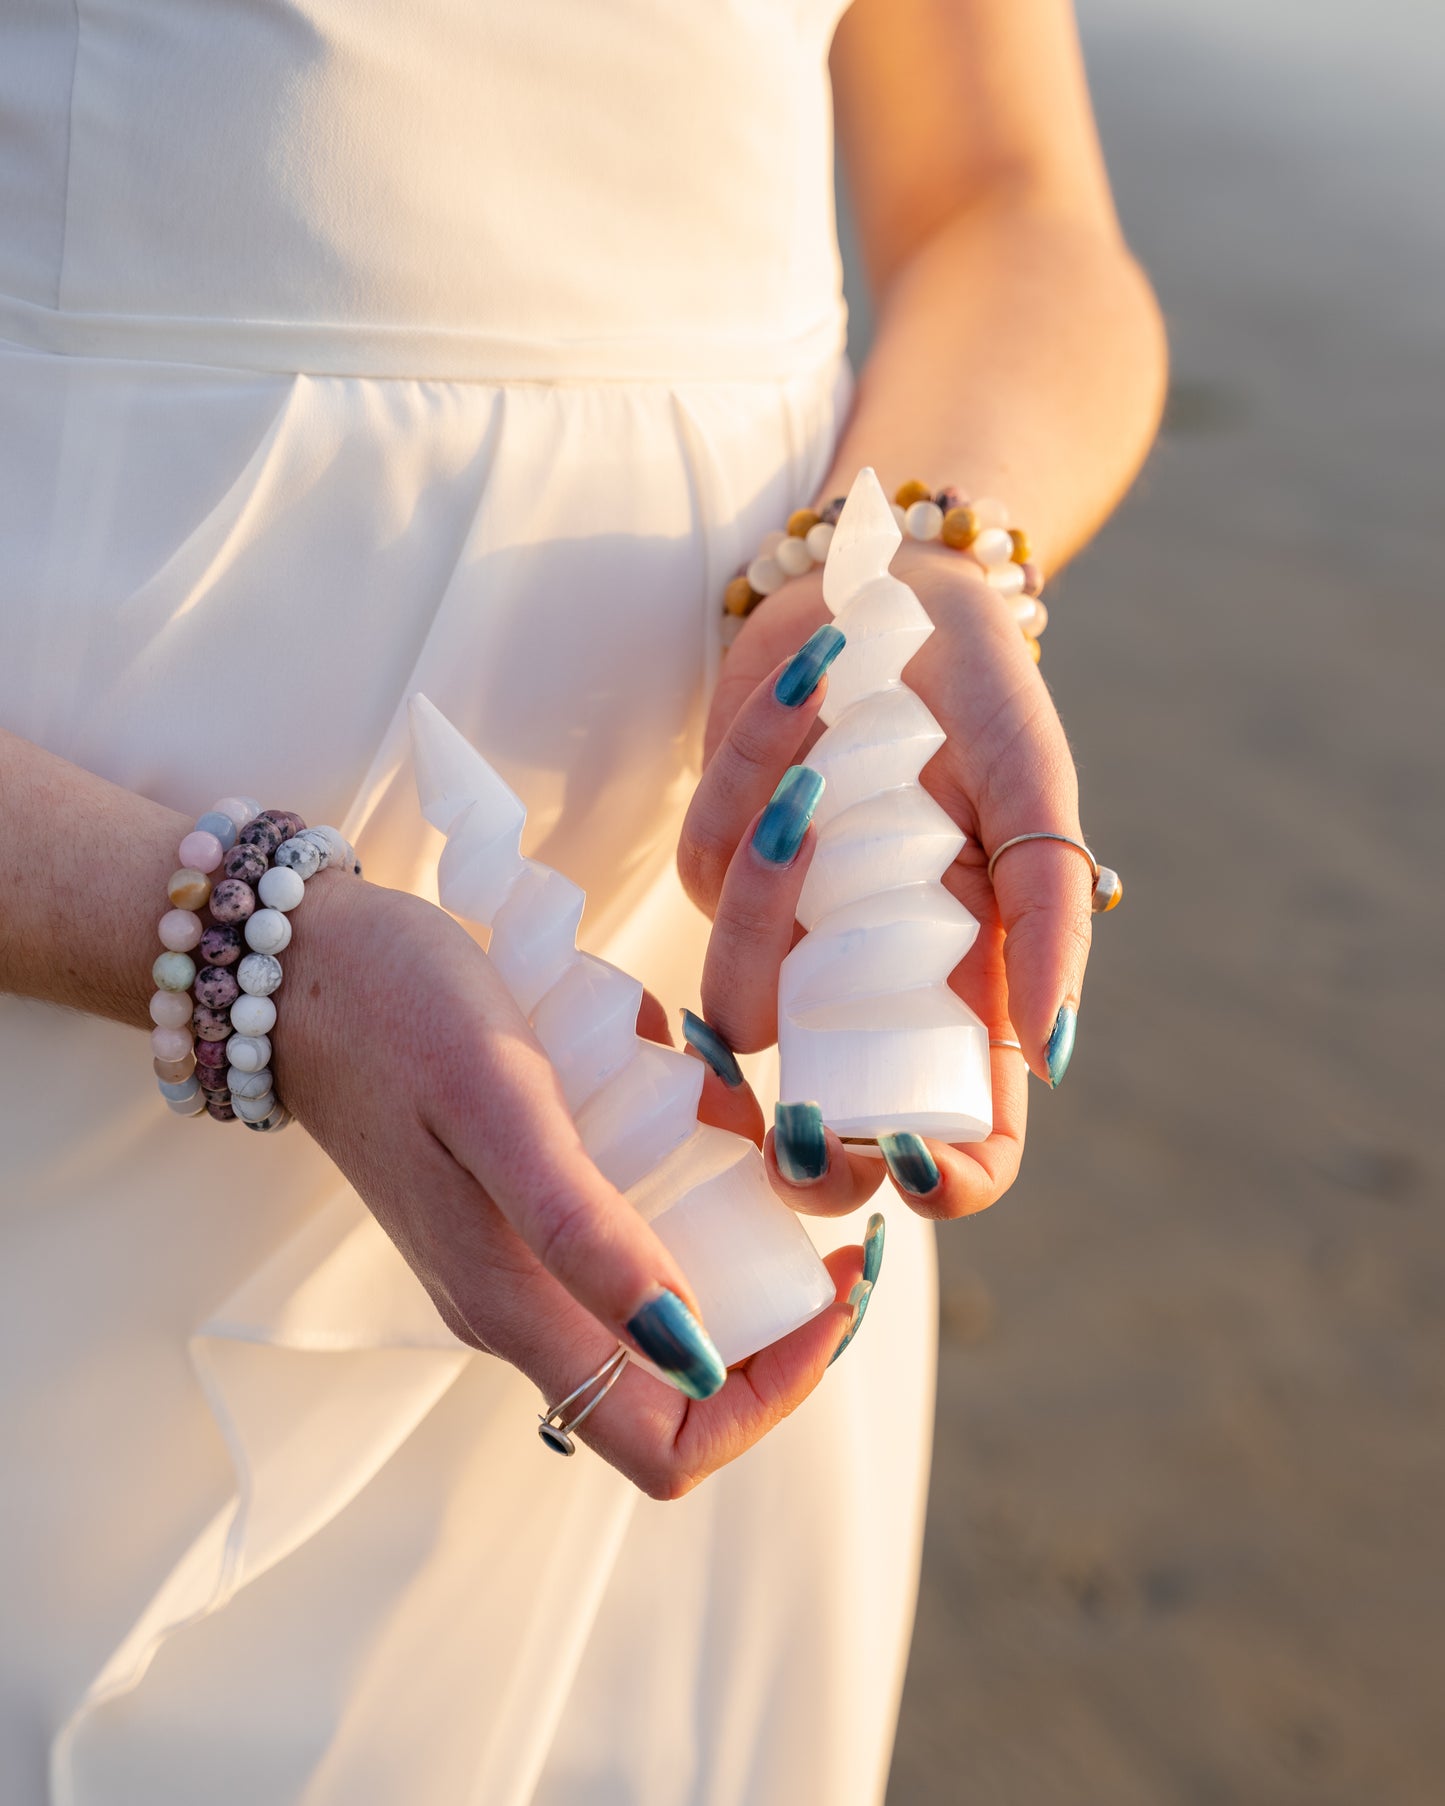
[{"xmin": 0, "ymin": 2, "xmax": 939, "ymax": 1801}]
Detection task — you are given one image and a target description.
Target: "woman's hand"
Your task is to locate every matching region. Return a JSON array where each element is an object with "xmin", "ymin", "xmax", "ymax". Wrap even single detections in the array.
[
  {"xmin": 678, "ymin": 544, "xmax": 1094, "ymax": 1219},
  {"xmin": 274, "ymin": 871, "xmax": 868, "ymax": 1499}
]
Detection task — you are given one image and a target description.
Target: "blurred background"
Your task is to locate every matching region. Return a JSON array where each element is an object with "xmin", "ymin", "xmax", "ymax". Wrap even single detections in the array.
[{"xmin": 841, "ymin": 3, "xmax": 1445, "ymax": 1801}]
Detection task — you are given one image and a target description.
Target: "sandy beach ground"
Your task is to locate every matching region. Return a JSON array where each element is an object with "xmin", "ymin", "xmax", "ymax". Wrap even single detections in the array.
[{"xmin": 874, "ymin": 4, "xmax": 1445, "ymax": 1800}]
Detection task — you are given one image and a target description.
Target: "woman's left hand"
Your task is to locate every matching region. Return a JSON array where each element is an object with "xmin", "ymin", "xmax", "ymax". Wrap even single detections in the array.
[{"xmin": 678, "ymin": 543, "xmax": 1095, "ymax": 1219}]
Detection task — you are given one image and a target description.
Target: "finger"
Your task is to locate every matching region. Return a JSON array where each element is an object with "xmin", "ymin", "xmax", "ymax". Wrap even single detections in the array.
[
  {"xmin": 700, "ymin": 766, "xmax": 824, "ymax": 1053},
  {"xmin": 679, "ymin": 624, "xmax": 844, "ymax": 916},
  {"xmin": 427, "ymin": 1014, "xmax": 732, "ymax": 1399},
  {"xmin": 764, "ymin": 1102, "xmax": 889, "ymax": 1217},
  {"xmin": 679, "ymin": 1008, "xmax": 766, "ymax": 1145}
]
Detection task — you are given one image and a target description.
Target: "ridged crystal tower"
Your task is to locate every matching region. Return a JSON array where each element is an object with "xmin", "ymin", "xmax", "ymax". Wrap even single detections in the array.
[
  {"xmin": 408, "ymin": 694, "xmax": 835, "ymax": 1373},
  {"xmin": 777, "ymin": 467, "xmax": 993, "ymax": 1144}
]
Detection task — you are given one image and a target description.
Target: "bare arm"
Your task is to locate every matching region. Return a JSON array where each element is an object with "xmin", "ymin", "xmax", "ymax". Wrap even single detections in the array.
[{"xmin": 823, "ymin": 0, "xmax": 1167, "ymax": 561}]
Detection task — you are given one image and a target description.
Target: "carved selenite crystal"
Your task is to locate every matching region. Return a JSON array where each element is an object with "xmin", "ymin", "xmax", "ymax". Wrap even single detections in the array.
[
  {"xmin": 408, "ymin": 694, "xmax": 835, "ymax": 1374},
  {"xmin": 777, "ymin": 467, "xmax": 993, "ymax": 1144}
]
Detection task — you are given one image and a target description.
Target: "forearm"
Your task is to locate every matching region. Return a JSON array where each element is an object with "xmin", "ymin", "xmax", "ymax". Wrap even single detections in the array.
[
  {"xmin": 818, "ymin": 193, "xmax": 1168, "ymax": 572},
  {"xmin": 0, "ymin": 727, "xmax": 190, "ymax": 1029}
]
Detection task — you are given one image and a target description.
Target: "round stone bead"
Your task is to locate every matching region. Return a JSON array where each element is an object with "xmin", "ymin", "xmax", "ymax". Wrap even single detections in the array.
[
  {"xmin": 1021, "ymin": 561, "xmax": 1044, "ymax": 598},
  {"xmin": 152, "ymin": 950, "xmax": 196, "ymax": 993},
  {"xmin": 274, "ymin": 838, "xmax": 322, "ymax": 881},
  {"xmin": 786, "ymin": 507, "xmax": 821, "ymax": 539},
  {"xmin": 1093, "ymin": 867, "xmax": 1124, "ymax": 913},
  {"xmin": 935, "ymin": 487, "xmax": 962, "ymax": 512},
  {"xmin": 230, "ymin": 992, "xmax": 277, "ymax": 1038},
  {"xmin": 261, "ymin": 809, "xmax": 308, "ymax": 840},
  {"xmin": 166, "ymin": 868, "xmax": 212, "ymax": 912},
  {"xmin": 226, "ymin": 1033, "xmax": 272, "ymax": 1073},
  {"xmin": 905, "ymin": 500, "xmax": 944, "ymax": 541},
  {"xmin": 1027, "ymin": 636, "xmax": 1042, "ymax": 664},
  {"xmin": 745, "ymin": 554, "xmax": 784, "ymax": 597},
  {"xmin": 194, "ymin": 810, "xmax": 239, "ymax": 851},
  {"xmin": 208, "ymin": 879, "xmax": 257, "ymax": 926},
  {"xmin": 820, "ymin": 496, "xmax": 846, "ymax": 526},
  {"xmin": 894, "ymin": 478, "xmax": 932, "ymax": 509},
  {"xmin": 199, "ymin": 922, "xmax": 244, "ymax": 967},
  {"xmin": 971, "ymin": 496, "xmax": 1009, "ymax": 530},
  {"xmin": 158, "ymin": 1074, "xmax": 200, "ymax": 1103},
  {"xmin": 245, "ymin": 908, "xmax": 292, "ymax": 955},
  {"xmin": 1011, "ymin": 595, "xmax": 1044, "ymax": 635},
  {"xmin": 243, "ymin": 1104, "xmax": 290, "ymax": 1133},
  {"xmin": 222, "ymin": 842, "xmax": 269, "ymax": 885},
  {"xmin": 150, "ymin": 1024, "xmax": 192, "ymax": 1062},
  {"xmin": 150, "ymin": 988, "xmax": 193, "ymax": 1029},
  {"xmin": 303, "ymin": 825, "xmax": 351, "ymax": 868},
  {"xmin": 194, "ymin": 965, "xmax": 240, "ymax": 1009},
  {"xmin": 206, "ymin": 1098, "xmax": 238, "ymax": 1122},
  {"xmin": 211, "ymin": 796, "xmax": 259, "ymax": 831},
  {"xmin": 804, "ymin": 522, "xmax": 834, "ymax": 563},
  {"xmin": 757, "ymin": 528, "xmax": 786, "ymax": 558},
  {"xmin": 191, "ymin": 1003, "xmax": 234, "ymax": 1042},
  {"xmin": 257, "ymin": 865, "xmax": 305, "ymax": 912},
  {"xmin": 774, "ymin": 535, "xmax": 814, "ymax": 578},
  {"xmin": 1009, "ymin": 527, "xmax": 1032, "ymax": 563},
  {"xmin": 236, "ymin": 818, "xmax": 285, "ymax": 857},
  {"xmin": 198, "ymin": 1067, "xmax": 232, "ymax": 1094},
  {"xmin": 233, "ymin": 1090, "xmax": 278, "ymax": 1123},
  {"xmin": 237, "ymin": 952, "xmax": 283, "ymax": 997},
  {"xmin": 166, "ymin": 1090, "xmax": 207, "ymax": 1117},
  {"xmin": 940, "ymin": 506, "xmax": 979, "ymax": 549},
  {"xmin": 154, "ymin": 1053, "xmax": 196, "ymax": 1083},
  {"xmin": 194, "ymin": 1036, "xmax": 229, "ymax": 1068},
  {"xmin": 988, "ymin": 562, "xmax": 1026, "ymax": 598},
  {"xmin": 971, "ymin": 526, "xmax": 1015, "ymax": 568},
  {"xmin": 228, "ymin": 1064, "xmax": 273, "ymax": 1099},
  {"xmin": 723, "ymin": 575, "xmax": 755, "ymax": 618},
  {"xmin": 158, "ymin": 908, "xmax": 204, "ymax": 953},
  {"xmin": 178, "ymin": 829, "xmax": 224, "ymax": 873}
]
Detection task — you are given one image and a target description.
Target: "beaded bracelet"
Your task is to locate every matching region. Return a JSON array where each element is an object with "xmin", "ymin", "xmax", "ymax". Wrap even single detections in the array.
[
  {"xmin": 722, "ymin": 479, "xmax": 1048, "ymax": 661},
  {"xmin": 150, "ymin": 798, "xmax": 360, "ymax": 1132}
]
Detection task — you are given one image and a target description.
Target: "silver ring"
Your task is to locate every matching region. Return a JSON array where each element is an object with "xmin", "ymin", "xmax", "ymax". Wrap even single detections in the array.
[
  {"xmin": 989, "ymin": 1037, "xmax": 1024, "ymax": 1052},
  {"xmin": 986, "ymin": 832, "xmax": 1123, "ymax": 914},
  {"xmin": 538, "ymin": 1344, "xmax": 630, "ymax": 1456}
]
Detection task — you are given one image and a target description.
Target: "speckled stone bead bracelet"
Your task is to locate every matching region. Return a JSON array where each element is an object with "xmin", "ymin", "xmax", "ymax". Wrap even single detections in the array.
[
  {"xmin": 150, "ymin": 798, "xmax": 361, "ymax": 1133},
  {"xmin": 722, "ymin": 479, "xmax": 1048, "ymax": 662}
]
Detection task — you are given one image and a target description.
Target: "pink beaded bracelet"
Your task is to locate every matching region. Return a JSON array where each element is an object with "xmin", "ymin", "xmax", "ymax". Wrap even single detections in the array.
[
  {"xmin": 722, "ymin": 478, "xmax": 1049, "ymax": 662},
  {"xmin": 150, "ymin": 799, "xmax": 360, "ymax": 1133}
]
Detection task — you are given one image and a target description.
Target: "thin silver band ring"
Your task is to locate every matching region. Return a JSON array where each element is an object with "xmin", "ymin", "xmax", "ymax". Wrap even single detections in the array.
[
  {"xmin": 538, "ymin": 1343, "xmax": 630, "ymax": 1455},
  {"xmin": 989, "ymin": 1037, "xmax": 1025, "ymax": 1053},
  {"xmin": 986, "ymin": 832, "xmax": 1122, "ymax": 914}
]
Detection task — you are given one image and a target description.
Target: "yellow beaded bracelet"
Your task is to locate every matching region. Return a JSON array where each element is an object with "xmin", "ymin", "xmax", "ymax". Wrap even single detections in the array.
[{"xmin": 723, "ymin": 480, "xmax": 1048, "ymax": 661}]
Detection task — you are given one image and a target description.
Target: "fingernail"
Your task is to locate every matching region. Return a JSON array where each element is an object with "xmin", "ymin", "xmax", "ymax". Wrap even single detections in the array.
[
  {"xmin": 879, "ymin": 1132, "xmax": 941, "ymax": 1198},
  {"xmin": 626, "ymin": 1291, "xmax": 727, "ymax": 1400},
  {"xmin": 774, "ymin": 624, "xmax": 846, "ymax": 707},
  {"xmin": 775, "ymin": 1101, "xmax": 828, "ymax": 1184},
  {"xmin": 680, "ymin": 1008, "xmax": 744, "ymax": 1087},
  {"xmin": 863, "ymin": 1210, "xmax": 886, "ymax": 1285},
  {"xmin": 752, "ymin": 765, "xmax": 825, "ymax": 866},
  {"xmin": 1046, "ymin": 1004, "xmax": 1078, "ymax": 1089},
  {"xmin": 829, "ymin": 1279, "xmax": 874, "ymax": 1365}
]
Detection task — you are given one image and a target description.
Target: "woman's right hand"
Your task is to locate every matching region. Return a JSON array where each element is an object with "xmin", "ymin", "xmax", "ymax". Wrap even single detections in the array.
[{"xmin": 275, "ymin": 870, "xmax": 863, "ymax": 1499}]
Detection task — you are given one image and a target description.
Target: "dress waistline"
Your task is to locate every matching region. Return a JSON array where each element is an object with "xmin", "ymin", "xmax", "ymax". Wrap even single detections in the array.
[{"xmin": 0, "ymin": 291, "xmax": 850, "ymax": 385}]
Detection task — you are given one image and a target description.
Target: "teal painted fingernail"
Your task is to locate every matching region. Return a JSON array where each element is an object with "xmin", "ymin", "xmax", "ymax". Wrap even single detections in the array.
[
  {"xmin": 774, "ymin": 624, "xmax": 846, "ymax": 707},
  {"xmin": 1046, "ymin": 1004, "xmax": 1078, "ymax": 1089},
  {"xmin": 863, "ymin": 1211, "xmax": 886, "ymax": 1285},
  {"xmin": 752, "ymin": 765, "xmax": 824, "ymax": 866},
  {"xmin": 829, "ymin": 1279, "xmax": 874, "ymax": 1365},
  {"xmin": 626, "ymin": 1291, "xmax": 727, "ymax": 1400},
  {"xmin": 880, "ymin": 1132, "xmax": 941, "ymax": 1198},
  {"xmin": 680, "ymin": 1009, "xmax": 744, "ymax": 1087},
  {"xmin": 775, "ymin": 1101, "xmax": 828, "ymax": 1184}
]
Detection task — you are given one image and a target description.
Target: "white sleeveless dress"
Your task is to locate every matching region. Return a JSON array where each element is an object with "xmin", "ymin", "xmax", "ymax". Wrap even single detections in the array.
[{"xmin": 0, "ymin": 3, "xmax": 939, "ymax": 1800}]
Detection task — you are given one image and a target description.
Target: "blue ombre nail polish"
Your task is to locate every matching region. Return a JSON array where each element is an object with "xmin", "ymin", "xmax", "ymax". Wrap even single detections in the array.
[
  {"xmin": 680, "ymin": 1009, "xmax": 744, "ymax": 1088},
  {"xmin": 775, "ymin": 1101, "xmax": 828, "ymax": 1184},
  {"xmin": 829, "ymin": 1279, "xmax": 874, "ymax": 1365},
  {"xmin": 752, "ymin": 766, "xmax": 824, "ymax": 866},
  {"xmin": 1046, "ymin": 1004, "xmax": 1078, "ymax": 1089},
  {"xmin": 863, "ymin": 1211, "xmax": 886, "ymax": 1285},
  {"xmin": 774, "ymin": 624, "xmax": 846, "ymax": 708},
  {"xmin": 626, "ymin": 1291, "xmax": 727, "ymax": 1400},
  {"xmin": 879, "ymin": 1132, "xmax": 941, "ymax": 1198}
]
